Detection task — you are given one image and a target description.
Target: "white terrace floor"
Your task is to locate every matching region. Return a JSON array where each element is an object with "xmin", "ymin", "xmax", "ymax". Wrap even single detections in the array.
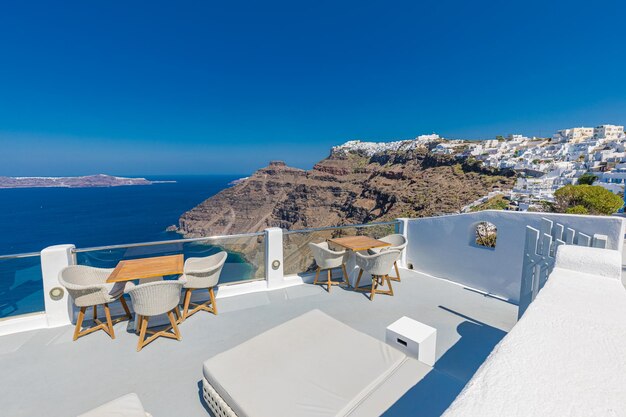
[{"xmin": 0, "ymin": 269, "xmax": 517, "ymax": 417}]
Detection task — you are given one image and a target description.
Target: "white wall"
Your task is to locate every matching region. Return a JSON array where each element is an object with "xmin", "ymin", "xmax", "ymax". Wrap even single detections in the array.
[
  {"xmin": 405, "ymin": 211, "xmax": 625, "ymax": 303},
  {"xmin": 442, "ymin": 245, "xmax": 626, "ymax": 417}
]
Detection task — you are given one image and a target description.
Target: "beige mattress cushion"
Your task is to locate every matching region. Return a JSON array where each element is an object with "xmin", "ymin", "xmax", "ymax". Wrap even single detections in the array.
[
  {"xmin": 202, "ymin": 309, "xmax": 409, "ymax": 417},
  {"xmin": 77, "ymin": 393, "xmax": 147, "ymax": 417}
]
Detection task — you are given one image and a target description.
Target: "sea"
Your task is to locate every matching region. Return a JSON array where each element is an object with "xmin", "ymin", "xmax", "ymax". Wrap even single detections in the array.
[{"xmin": 0, "ymin": 175, "xmax": 251, "ymax": 318}]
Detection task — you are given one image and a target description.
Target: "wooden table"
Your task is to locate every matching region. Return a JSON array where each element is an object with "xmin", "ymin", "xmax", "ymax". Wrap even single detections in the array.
[
  {"xmin": 106, "ymin": 254, "xmax": 184, "ymax": 283},
  {"xmin": 328, "ymin": 236, "xmax": 391, "ymax": 252}
]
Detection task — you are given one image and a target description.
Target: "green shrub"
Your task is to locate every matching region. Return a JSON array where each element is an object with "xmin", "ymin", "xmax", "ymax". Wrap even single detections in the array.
[
  {"xmin": 554, "ymin": 185, "xmax": 623, "ymax": 215},
  {"xmin": 577, "ymin": 173, "xmax": 598, "ymax": 185},
  {"xmin": 565, "ymin": 205, "xmax": 589, "ymax": 214}
]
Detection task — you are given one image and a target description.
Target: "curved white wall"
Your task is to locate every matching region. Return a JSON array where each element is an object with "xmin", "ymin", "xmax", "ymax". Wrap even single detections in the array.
[{"xmin": 405, "ymin": 211, "xmax": 625, "ymax": 303}]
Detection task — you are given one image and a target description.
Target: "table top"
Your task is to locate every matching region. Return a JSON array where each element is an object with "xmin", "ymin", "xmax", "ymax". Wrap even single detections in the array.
[
  {"xmin": 106, "ymin": 254, "xmax": 184, "ymax": 283},
  {"xmin": 327, "ymin": 236, "xmax": 391, "ymax": 252}
]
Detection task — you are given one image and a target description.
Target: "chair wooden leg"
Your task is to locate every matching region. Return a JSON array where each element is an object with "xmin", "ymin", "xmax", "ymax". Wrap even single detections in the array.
[
  {"xmin": 209, "ymin": 287, "xmax": 217, "ymax": 315},
  {"xmin": 386, "ymin": 275, "xmax": 394, "ymax": 296},
  {"xmin": 73, "ymin": 307, "xmax": 86, "ymax": 341},
  {"xmin": 93, "ymin": 305, "xmax": 97, "ymax": 321},
  {"xmin": 173, "ymin": 306, "xmax": 181, "ymax": 323},
  {"xmin": 313, "ymin": 267, "xmax": 320, "ymax": 285},
  {"xmin": 182, "ymin": 289, "xmax": 193, "ymax": 319},
  {"xmin": 103, "ymin": 303, "xmax": 115, "ymax": 339},
  {"xmin": 137, "ymin": 316, "xmax": 148, "ymax": 352},
  {"xmin": 354, "ymin": 269, "xmax": 364, "ymax": 289},
  {"xmin": 119, "ymin": 296, "xmax": 132, "ymax": 320},
  {"xmin": 183, "ymin": 287, "xmax": 218, "ymax": 319},
  {"xmin": 327, "ymin": 269, "xmax": 332, "ymax": 293},
  {"xmin": 168, "ymin": 310, "xmax": 182, "ymax": 341},
  {"xmin": 389, "ymin": 261, "xmax": 401, "ymax": 282},
  {"xmin": 341, "ymin": 264, "xmax": 350, "ymax": 287},
  {"xmin": 370, "ymin": 275, "xmax": 377, "ymax": 301}
]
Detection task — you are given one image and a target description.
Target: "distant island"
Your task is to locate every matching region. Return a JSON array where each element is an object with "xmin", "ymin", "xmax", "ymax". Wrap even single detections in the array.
[{"xmin": 0, "ymin": 174, "xmax": 175, "ymax": 189}]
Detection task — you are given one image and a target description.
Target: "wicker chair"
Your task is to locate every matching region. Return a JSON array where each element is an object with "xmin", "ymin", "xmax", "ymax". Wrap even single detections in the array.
[
  {"xmin": 126, "ymin": 279, "xmax": 185, "ymax": 352},
  {"xmin": 354, "ymin": 250, "xmax": 402, "ymax": 300},
  {"xmin": 309, "ymin": 242, "xmax": 349, "ymax": 292},
  {"xmin": 59, "ymin": 265, "xmax": 132, "ymax": 341},
  {"xmin": 367, "ymin": 234, "xmax": 407, "ymax": 281},
  {"xmin": 181, "ymin": 251, "xmax": 227, "ymax": 321}
]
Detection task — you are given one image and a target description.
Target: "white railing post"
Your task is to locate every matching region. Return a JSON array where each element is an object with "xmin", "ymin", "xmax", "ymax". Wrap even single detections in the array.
[
  {"xmin": 40, "ymin": 244, "xmax": 75, "ymax": 328},
  {"xmin": 396, "ymin": 218, "xmax": 410, "ymax": 268},
  {"xmin": 264, "ymin": 228, "xmax": 284, "ymax": 289}
]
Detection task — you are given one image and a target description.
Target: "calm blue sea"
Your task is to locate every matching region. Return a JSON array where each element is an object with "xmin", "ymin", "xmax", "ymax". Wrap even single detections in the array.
[
  {"xmin": 0, "ymin": 175, "xmax": 240, "ymax": 253},
  {"xmin": 0, "ymin": 175, "xmax": 249, "ymax": 318}
]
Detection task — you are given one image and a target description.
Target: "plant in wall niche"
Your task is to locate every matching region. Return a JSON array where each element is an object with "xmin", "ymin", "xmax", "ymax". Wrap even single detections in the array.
[{"xmin": 475, "ymin": 221, "xmax": 497, "ymax": 248}]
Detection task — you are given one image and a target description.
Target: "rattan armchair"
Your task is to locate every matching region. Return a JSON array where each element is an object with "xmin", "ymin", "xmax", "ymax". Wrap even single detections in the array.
[
  {"xmin": 354, "ymin": 250, "xmax": 402, "ymax": 300},
  {"xmin": 59, "ymin": 265, "xmax": 132, "ymax": 341},
  {"xmin": 181, "ymin": 251, "xmax": 227, "ymax": 321},
  {"xmin": 367, "ymin": 234, "xmax": 407, "ymax": 281},
  {"xmin": 126, "ymin": 279, "xmax": 185, "ymax": 352},
  {"xmin": 309, "ymin": 242, "xmax": 349, "ymax": 292}
]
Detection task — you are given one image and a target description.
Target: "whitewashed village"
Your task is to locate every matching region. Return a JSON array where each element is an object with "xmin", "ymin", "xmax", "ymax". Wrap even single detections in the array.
[{"xmin": 335, "ymin": 124, "xmax": 626, "ymax": 212}]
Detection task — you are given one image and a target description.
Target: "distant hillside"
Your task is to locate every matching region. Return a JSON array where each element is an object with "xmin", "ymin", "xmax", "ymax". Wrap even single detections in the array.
[
  {"xmin": 0, "ymin": 174, "xmax": 172, "ymax": 188},
  {"xmin": 178, "ymin": 141, "xmax": 514, "ymax": 236},
  {"xmin": 176, "ymin": 139, "xmax": 515, "ymax": 273}
]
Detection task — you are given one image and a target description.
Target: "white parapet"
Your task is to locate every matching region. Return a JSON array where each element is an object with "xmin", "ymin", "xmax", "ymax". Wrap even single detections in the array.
[
  {"xmin": 40, "ymin": 244, "xmax": 76, "ymax": 328},
  {"xmin": 554, "ymin": 244, "xmax": 621, "ymax": 280},
  {"xmin": 442, "ymin": 245, "xmax": 626, "ymax": 417},
  {"xmin": 264, "ymin": 227, "xmax": 285, "ymax": 289}
]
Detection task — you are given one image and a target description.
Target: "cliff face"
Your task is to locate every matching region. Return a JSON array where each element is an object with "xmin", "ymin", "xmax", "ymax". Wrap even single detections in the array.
[
  {"xmin": 178, "ymin": 148, "xmax": 515, "ymax": 237},
  {"xmin": 178, "ymin": 145, "xmax": 515, "ymax": 275}
]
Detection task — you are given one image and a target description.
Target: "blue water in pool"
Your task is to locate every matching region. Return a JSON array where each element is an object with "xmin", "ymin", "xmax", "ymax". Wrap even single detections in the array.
[{"xmin": 0, "ymin": 175, "xmax": 251, "ymax": 318}]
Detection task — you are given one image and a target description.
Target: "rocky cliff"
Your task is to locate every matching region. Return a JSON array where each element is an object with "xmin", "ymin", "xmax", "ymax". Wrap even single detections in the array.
[
  {"xmin": 179, "ymin": 144, "xmax": 514, "ymax": 236},
  {"xmin": 177, "ymin": 140, "xmax": 515, "ymax": 274}
]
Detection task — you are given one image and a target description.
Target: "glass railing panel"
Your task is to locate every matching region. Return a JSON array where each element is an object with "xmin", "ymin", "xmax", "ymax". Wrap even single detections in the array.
[
  {"xmin": 76, "ymin": 234, "xmax": 265, "ymax": 285},
  {"xmin": 283, "ymin": 222, "xmax": 399, "ymax": 276},
  {"xmin": 0, "ymin": 254, "xmax": 45, "ymax": 319}
]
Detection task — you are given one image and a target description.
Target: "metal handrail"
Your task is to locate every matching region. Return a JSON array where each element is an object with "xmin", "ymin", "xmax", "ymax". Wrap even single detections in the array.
[
  {"xmin": 283, "ymin": 220, "xmax": 400, "ymax": 235},
  {"xmin": 0, "ymin": 220, "xmax": 401, "ymax": 258},
  {"xmin": 0, "ymin": 251, "xmax": 41, "ymax": 260},
  {"xmin": 72, "ymin": 231, "xmax": 265, "ymax": 254}
]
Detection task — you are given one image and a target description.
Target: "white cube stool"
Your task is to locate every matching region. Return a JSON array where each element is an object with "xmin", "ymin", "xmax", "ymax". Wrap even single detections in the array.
[{"xmin": 386, "ymin": 316, "xmax": 437, "ymax": 366}]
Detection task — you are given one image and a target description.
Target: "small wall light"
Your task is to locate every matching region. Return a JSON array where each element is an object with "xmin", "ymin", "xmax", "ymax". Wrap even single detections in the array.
[{"xmin": 49, "ymin": 287, "xmax": 64, "ymax": 301}]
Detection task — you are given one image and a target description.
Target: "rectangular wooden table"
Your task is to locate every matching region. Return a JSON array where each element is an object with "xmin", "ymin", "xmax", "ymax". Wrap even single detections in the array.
[
  {"xmin": 328, "ymin": 236, "xmax": 391, "ymax": 252},
  {"xmin": 106, "ymin": 254, "xmax": 184, "ymax": 283}
]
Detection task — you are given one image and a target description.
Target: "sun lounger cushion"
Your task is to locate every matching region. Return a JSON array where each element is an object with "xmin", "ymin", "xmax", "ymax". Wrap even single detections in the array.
[
  {"xmin": 77, "ymin": 393, "xmax": 151, "ymax": 417},
  {"xmin": 202, "ymin": 309, "xmax": 424, "ymax": 417}
]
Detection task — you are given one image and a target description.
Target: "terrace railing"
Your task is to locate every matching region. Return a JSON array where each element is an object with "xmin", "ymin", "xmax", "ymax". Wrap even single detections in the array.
[
  {"xmin": 73, "ymin": 232, "xmax": 266, "ymax": 285},
  {"xmin": 282, "ymin": 221, "xmax": 401, "ymax": 276},
  {"xmin": 0, "ymin": 252, "xmax": 45, "ymax": 320},
  {"xmin": 0, "ymin": 221, "xmax": 406, "ymax": 336},
  {"xmin": 0, "ymin": 212, "xmax": 622, "ymax": 337}
]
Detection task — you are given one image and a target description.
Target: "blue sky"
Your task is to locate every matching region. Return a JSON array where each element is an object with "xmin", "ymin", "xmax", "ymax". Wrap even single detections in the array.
[{"xmin": 1, "ymin": 0, "xmax": 625, "ymax": 176}]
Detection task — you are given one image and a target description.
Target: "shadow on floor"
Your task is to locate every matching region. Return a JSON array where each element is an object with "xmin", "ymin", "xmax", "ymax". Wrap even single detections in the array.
[
  {"xmin": 383, "ymin": 306, "xmax": 507, "ymax": 417},
  {"xmin": 197, "ymin": 380, "xmax": 214, "ymax": 416}
]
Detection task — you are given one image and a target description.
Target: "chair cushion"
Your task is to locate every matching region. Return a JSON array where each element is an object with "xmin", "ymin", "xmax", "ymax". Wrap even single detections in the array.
[
  {"xmin": 77, "ymin": 393, "xmax": 148, "ymax": 417},
  {"xmin": 202, "ymin": 309, "xmax": 414, "ymax": 417}
]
